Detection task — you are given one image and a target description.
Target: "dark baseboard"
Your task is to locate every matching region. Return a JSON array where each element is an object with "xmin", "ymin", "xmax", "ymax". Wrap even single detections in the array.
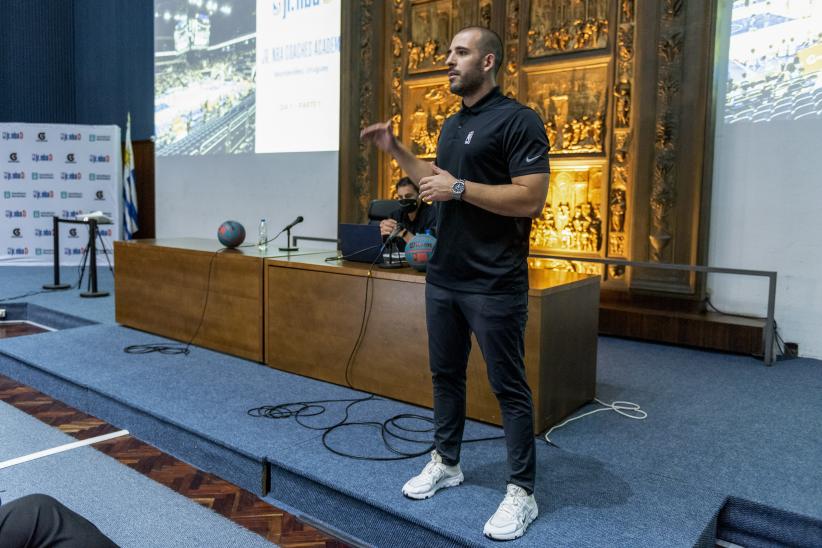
[{"xmin": 599, "ymin": 294, "xmax": 764, "ymax": 357}]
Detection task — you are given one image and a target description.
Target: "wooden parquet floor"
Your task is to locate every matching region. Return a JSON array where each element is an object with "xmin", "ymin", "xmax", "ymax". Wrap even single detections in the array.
[
  {"xmin": 0, "ymin": 373, "xmax": 348, "ymax": 547},
  {"xmin": 0, "ymin": 322, "xmax": 49, "ymax": 339}
]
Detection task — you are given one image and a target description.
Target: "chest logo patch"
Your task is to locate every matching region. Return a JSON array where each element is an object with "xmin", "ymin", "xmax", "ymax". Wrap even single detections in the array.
[{"xmin": 464, "ymin": 131, "xmax": 475, "ymax": 144}]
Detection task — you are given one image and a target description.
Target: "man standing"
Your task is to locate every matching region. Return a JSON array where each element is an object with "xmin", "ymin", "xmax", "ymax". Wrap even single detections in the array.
[{"xmin": 361, "ymin": 26, "xmax": 549, "ymax": 540}]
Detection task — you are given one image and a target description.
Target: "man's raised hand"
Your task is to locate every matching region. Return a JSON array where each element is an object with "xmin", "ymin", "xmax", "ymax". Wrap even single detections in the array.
[{"xmin": 360, "ymin": 120, "xmax": 396, "ymax": 152}]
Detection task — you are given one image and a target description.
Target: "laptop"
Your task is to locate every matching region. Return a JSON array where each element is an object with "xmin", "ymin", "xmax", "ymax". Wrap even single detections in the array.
[{"xmin": 338, "ymin": 223, "xmax": 385, "ymax": 264}]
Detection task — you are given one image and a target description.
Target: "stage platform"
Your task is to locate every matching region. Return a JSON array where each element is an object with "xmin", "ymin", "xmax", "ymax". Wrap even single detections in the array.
[
  {"xmin": 1, "ymin": 266, "xmax": 820, "ymax": 547},
  {"xmin": 0, "ymin": 324, "xmax": 723, "ymax": 547}
]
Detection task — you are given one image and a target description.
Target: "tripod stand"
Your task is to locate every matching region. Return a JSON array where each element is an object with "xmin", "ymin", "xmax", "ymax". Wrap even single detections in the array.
[
  {"xmin": 43, "ymin": 216, "xmax": 111, "ymax": 296},
  {"xmin": 76, "ymin": 219, "xmax": 113, "ymax": 298}
]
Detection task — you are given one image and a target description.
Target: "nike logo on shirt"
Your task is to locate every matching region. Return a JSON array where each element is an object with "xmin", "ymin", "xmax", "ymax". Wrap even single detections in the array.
[{"xmin": 525, "ymin": 154, "xmax": 542, "ymax": 163}]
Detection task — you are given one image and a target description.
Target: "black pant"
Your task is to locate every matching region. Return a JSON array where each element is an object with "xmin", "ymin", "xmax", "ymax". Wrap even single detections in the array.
[
  {"xmin": 425, "ymin": 282, "xmax": 536, "ymax": 494},
  {"xmin": 0, "ymin": 494, "xmax": 117, "ymax": 548}
]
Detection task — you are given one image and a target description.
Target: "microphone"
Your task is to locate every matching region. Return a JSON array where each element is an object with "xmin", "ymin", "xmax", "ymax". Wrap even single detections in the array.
[
  {"xmin": 380, "ymin": 222, "xmax": 406, "ymax": 269},
  {"xmin": 282, "ymin": 216, "xmax": 304, "ymax": 232},
  {"xmin": 277, "ymin": 216, "xmax": 303, "ymax": 252}
]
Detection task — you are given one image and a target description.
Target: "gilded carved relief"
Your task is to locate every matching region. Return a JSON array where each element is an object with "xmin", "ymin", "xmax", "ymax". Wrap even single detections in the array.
[
  {"xmin": 649, "ymin": 0, "xmax": 685, "ymax": 262},
  {"xmin": 606, "ymin": 0, "xmax": 635, "ymax": 277},
  {"xmin": 480, "ymin": 0, "xmax": 493, "ymax": 28},
  {"xmin": 403, "ymin": 80, "xmax": 462, "ymax": 158},
  {"xmin": 355, "ymin": 0, "xmax": 376, "ymax": 215},
  {"xmin": 407, "ymin": 1, "xmax": 451, "ymax": 73},
  {"xmin": 361, "ymin": 0, "xmax": 708, "ymax": 293},
  {"xmin": 453, "ymin": 0, "xmax": 493, "ymax": 31},
  {"xmin": 529, "ymin": 257, "xmax": 603, "ymax": 275},
  {"xmin": 531, "ymin": 166, "xmax": 604, "ymax": 253},
  {"xmin": 389, "ymin": 0, "xmax": 406, "ymax": 185},
  {"xmin": 525, "ymin": 66, "xmax": 608, "ymax": 154},
  {"xmin": 503, "ymin": 0, "xmax": 520, "ymax": 98},
  {"xmin": 527, "ymin": 0, "xmax": 609, "ymax": 58}
]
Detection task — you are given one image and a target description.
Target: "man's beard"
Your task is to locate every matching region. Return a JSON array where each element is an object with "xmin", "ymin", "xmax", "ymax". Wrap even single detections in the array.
[{"xmin": 450, "ymin": 61, "xmax": 485, "ymax": 96}]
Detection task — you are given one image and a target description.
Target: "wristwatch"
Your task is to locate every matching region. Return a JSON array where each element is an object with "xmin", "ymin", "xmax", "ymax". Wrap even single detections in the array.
[{"xmin": 451, "ymin": 179, "xmax": 465, "ymax": 201}]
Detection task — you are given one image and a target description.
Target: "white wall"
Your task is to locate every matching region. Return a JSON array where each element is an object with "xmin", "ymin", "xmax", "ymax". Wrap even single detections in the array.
[
  {"xmin": 155, "ymin": 151, "xmax": 338, "ymax": 247},
  {"xmin": 709, "ymin": 117, "xmax": 822, "ymax": 358},
  {"xmin": 708, "ymin": 2, "xmax": 822, "ymax": 359}
]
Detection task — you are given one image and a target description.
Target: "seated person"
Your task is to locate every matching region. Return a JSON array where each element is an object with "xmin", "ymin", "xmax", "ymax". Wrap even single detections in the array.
[
  {"xmin": 379, "ymin": 177, "xmax": 437, "ymax": 251},
  {"xmin": 0, "ymin": 494, "xmax": 117, "ymax": 547}
]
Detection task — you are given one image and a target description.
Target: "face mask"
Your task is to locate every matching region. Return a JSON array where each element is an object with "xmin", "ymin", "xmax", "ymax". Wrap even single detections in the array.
[{"xmin": 398, "ymin": 198, "xmax": 419, "ymax": 212}]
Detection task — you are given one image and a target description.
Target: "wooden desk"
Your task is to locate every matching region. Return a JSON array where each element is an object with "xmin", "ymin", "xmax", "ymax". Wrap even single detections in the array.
[
  {"xmin": 265, "ymin": 255, "xmax": 599, "ymax": 432},
  {"xmin": 114, "ymin": 239, "xmax": 328, "ymax": 362}
]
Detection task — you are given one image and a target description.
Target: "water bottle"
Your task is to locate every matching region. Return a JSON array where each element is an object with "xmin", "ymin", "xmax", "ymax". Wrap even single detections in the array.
[{"xmin": 258, "ymin": 218, "xmax": 268, "ymax": 251}]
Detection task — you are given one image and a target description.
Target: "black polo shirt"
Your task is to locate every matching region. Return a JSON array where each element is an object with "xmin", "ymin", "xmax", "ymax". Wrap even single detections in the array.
[
  {"xmin": 427, "ymin": 87, "xmax": 550, "ymax": 294},
  {"xmin": 388, "ymin": 201, "xmax": 437, "ymax": 251}
]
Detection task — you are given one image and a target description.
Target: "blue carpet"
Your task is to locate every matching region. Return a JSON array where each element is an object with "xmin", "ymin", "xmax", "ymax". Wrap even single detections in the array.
[
  {"xmin": 551, "ymin": 337, "xmax": 822, "ymax": 524},
  {"xmin": 0, "ymin": 265, "xmax": 115, "ymax": 324},
  {"xmin": 0, "ymin": 401, "xmax": 273, "ymax": 547},
  {"xmin": 0, "ymin": 324, "xmax": 724, "ymax": 547},
  {"xmin": 264, "ymin": 430, "xmax": 723, "ymax": 547}
]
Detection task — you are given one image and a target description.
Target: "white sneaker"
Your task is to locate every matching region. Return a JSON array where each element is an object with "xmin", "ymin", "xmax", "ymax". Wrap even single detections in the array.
[
  {"xmin": 401, "ymin": 450, "xmax": 464, "ymax": 500},
  {"xmin": 483, "ymin": 484, "xmax": 538, "ymax": 541}
]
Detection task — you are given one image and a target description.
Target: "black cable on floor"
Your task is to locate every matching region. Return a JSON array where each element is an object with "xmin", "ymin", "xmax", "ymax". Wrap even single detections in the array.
[
  {"xmin": 247, "ymin": 235, "xmax": 508, "ymax": 461},
  {"xmin": 248, "ymin": 394, "xmax": 507, "ymax": 461}
]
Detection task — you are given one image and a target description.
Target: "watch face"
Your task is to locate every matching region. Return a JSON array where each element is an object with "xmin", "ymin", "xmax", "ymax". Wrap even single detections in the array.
[{"xmin": 453, "ymin": 180, "xmax": 465, "ymax": 193}]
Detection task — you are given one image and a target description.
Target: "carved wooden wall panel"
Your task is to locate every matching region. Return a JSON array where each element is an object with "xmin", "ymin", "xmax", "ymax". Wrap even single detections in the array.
[
  {"xmin": 403, "ymin": 79, "xmax": 462, "ymax": 158},
  {"xmin": 339, "ymin": 0, "xmax": 382, "ymax": 225},
  {"xmin": 503, "ymin": 0, "xmax": 521, "ymax": 97},
  {"xmin": 527, "ymin": 0, "xmax": 609, "ymax": 57},
  {"xmin": 530, "ymin": 165, "xmax": 605, "ymax": 254},
  {"xmin": 388, "ymin": 0, "xmax": 407, "ymax": 185},
  {"xmin": 407, "ymin": 1, "xmax": 451, "ymax": 74},
  {"xmin": 340, "ymin": 0, "xmax": 716, "ymax": 296},
  {"xmin": 605, "ymin": 0, "xmax": 635, "ymax": 283},
  {"xmin": 524, "ymin": 64, "xmax": 609, "ymax": 155}
]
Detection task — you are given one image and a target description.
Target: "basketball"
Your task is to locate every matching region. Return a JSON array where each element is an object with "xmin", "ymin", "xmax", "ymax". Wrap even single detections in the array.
[
  {"xmin": 217, "ymin": 220, "xmax": 246, "ymax": 248},
  {"xmin": 405, "ymin": 232, "xmax": 436, "ymax": 271}
]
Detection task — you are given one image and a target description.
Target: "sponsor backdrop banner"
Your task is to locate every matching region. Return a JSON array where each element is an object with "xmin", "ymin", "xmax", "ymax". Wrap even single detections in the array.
[{"xmin": 0, "ymin": 123, "xmax": 121, "ymax": 266}]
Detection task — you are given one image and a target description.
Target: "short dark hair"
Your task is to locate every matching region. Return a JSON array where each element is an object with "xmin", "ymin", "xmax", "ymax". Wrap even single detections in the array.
[
  {"xmin": 458, "ymin": 26, "xmax": 503, "ymax": 77},
  {"xmin": 395, "ymin": 177, "xmax": 418, "ymax": 193}
]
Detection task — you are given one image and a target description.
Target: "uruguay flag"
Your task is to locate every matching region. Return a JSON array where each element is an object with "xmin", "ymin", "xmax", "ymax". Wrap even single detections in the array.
[{"xmin": 123, "ymin": 113, "xmax": 139, "ymax": 239}]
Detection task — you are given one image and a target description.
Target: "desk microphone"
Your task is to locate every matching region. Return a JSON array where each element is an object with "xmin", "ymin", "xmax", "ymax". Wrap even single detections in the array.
[
  {"xmin": 281, "ymin": 216, "xmax": 304, "ymax": 231},
  {"xmin": 278, "ymin": 216, "xmax": 303, "ymax": 252},
  {"xmin": 380, "ymin": 222, "xmax": 405, "ymax": 269}
]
